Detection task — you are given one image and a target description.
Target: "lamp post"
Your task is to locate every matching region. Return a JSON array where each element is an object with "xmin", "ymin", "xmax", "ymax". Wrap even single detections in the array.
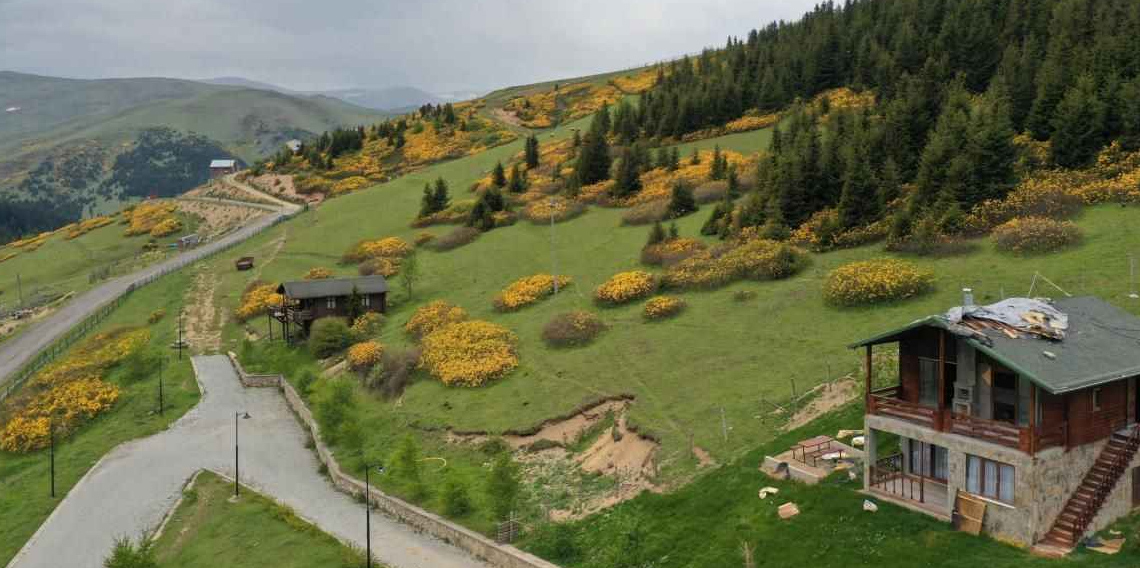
[
  {"xmin": 234, "ymin": 411, "xmax": 251, "ymax": 497},
  {"xmin": 158, "ymin": 356, "xmax": 165, "ymax": 416},
  {"xmin": 49, "ymin": 415, "xmax": 56, "ymax": 498},
  {"xmin": 177, "ymin": 307, "xmax": 184, "ymax": 360},
  {"xmin": 365, "ymin": 463, "xmax": 385, "ymax": 568},
  {"xmin": 549, "ymin": 198, "xmax": 558, "ymax": 294}
]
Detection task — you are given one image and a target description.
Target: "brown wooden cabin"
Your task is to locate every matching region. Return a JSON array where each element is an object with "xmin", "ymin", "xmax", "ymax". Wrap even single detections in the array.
[
  {"xmin": 852, "ymin": 295, "xmax": 1140, "ymax": 550},
  {"xmin": 274, "ymin": 276, "xmax": 388, "ymax": 336}
]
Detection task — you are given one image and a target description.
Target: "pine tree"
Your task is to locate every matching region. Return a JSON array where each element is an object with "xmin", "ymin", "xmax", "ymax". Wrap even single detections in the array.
[
  {"xmin": 491, "ymin": 161, "xmax": 507, "ymax": 187},
  {"xmin": 690, "ymin": 148, "xmax": 701, "ymax": 165},
  {"xmin": 877, "ymin": 158, "xmax": 902, "ymax": 209},
  {"xmin": 432, "ymin": 177, "xmax": 451, "ymax": 212},
  {"xmin": 486, "ymin": 453, "xmax": 520, "ymax": 521},
  {"xmin": 611, "ymin": 149, "xmax": 642, "ymax": 198},
  {"xmin": 507, "ymin": 164, "xmax": 526, "ymax": 193},
  {"xmin": 668, "ymin": 147, "xmax": 680, "ymax": 171},
  {"xmin": 576, "ymin": 112, "xmax": 612, "ymax": 186},
  {"xmin": 709, "ymin": 145, "xmax": 727, "ymax": 180},
  {"xmin": 962, "ymin": 79, "xmax": 1017, "ymax": 206},
  {"xmin": 418, "ymin": 183, "xmax": 435, "ymax": 218},
  {"xmin": 668, "ymin": 221, "xmax": 680, "ymax": 239},
  {"xmin": 1051, "ymin": 74, "xmax": 1107, "ymax": 168},
  {"xmin": 572, "ymin": 130, "xmax": 582, "ymax": 148},
  {"xmin": 1121, "ymin": 77, "xmax": 1140, "ymax": 150},
  {"xmin": 837, "ymin": 143, "xmax": 879, "ymax": 229},
  {"xmin": 667, "ymin": 181, "xmax": 697, "ymax": 218},
  {"xmin": 524, "ymin": 135, "xmax": 540, "ymax": 169},
  {"xmin": 647, "ymin": 221, "xmax": 667, "ymax": 246},
  {"xmin": 726, "ymin": 166, "xmax": 741, "ymax": 199},
  {"xmin": 913, "ymin": 78, "xmax": 973, "ymax": 210}
]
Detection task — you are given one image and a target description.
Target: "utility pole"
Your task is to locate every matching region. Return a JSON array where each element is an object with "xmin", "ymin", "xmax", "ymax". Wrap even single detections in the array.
[
  {"xmin": 549, "ymin": 198, "xmax": 559, "ymax": 294},
  {"xmin": 365, "ymin": 464, "xmax": 384, "ymax": 568}
]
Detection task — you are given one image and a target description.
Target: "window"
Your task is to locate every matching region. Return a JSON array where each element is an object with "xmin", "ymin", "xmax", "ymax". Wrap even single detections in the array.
[
  {"xmin": 966, "ymin": 455, "xmax": 1015, "ymax": 504},
  {"xmin": 908, "ymin": 441, "xmax": 948, "ymax": 481},
  {"xmin": 326, "ymin": 297, "xmax": 337, "ymax": 309},
  {"xmin": 362, "ymin": 295, "xmax": 370, "ymax": 307},
  {"xmin": 919, "ymin": 358, "xmax": 938, "ymax": 406},
  {"xmin": 1093, "ymin": 387, "xmax": 1103, "ymax": 412}
]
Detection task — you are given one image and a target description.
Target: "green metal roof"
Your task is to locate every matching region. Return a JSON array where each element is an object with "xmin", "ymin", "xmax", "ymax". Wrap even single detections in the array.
[{"xmin": 850, "ymin": 297, "xmax": 1140, "ymax": 395}]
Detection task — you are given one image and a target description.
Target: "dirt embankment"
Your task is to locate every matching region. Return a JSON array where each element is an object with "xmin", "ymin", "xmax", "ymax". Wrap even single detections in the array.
[{"xmin": 782, "ymin": 378, "xmax": 860, "ymax": 432}]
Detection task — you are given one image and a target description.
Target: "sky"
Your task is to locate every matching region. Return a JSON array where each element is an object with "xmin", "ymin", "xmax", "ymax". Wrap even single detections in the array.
[{"xmin": 0, "ymin": 0, "xmax": 820, "ymax": 94}]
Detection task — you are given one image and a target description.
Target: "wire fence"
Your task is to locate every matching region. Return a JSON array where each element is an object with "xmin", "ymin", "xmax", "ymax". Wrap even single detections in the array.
[{"xmin": 0, "ymin": 206, "xmax": 301, "ymax": 402}]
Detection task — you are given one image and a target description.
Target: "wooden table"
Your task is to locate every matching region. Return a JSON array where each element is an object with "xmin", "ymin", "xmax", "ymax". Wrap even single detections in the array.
[{"xmin": 792, "ymin": 435, "xmax": 834, "ymax": 467}]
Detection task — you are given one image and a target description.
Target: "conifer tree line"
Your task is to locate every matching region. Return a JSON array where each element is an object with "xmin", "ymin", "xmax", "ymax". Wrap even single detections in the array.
[{"xmin": 579, "ymin": 0, "xmax": 1140, "ymax": 240}]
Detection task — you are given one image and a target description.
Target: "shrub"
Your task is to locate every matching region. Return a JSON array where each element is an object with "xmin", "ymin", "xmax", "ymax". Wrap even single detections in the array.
[
  {"xmin": 347, "ymin": 341, "xmax": 383, "ymax": 371},
  {"xmin": 295, "ymin": 368, "xmax": 317, "ymax": 394},
  {"xmin": 542, "ymin": 311, "xmax": 607, "ymax": 348},
  {"xmin": 0, "ymin": 379, "xmax": 120, "ymax": 452},
  {"xmin": 992, "ymin": 217, "xmax": 1082, "ymax": 255},
  {"xmin": 310, "ymin": 317, "xmax": 354, "ymax": 358},
  {"xmin": 364, "ymin": 347, "xmax": 421, "ymax": 399},
  {"xmin": 643, "ymin": 295, "xmax": 686, "ymax": 320},
  {"xmin": 391, "ymin": 435, "xmax": 425, "ymax": 501},
  {"xmin": 486, "ymin": 452, "xmax": 521, "ymax": 521},
  {"xmin": 234, "ymin": 281, "xmax": 282, "ymax": 322},
  {"xmin": 304, "ymin": 267, "xmax": 333, "ymax": 280},
  {"xmin": 522, "ymin": 197, "xmax": 586, "ymax": 224},
  {"xmin": 315, "ymin": 379, "xmax": 355, "ymax": 445},
  {"xmin": 640, "ymin": 238, "xmax": 707, "ymax": 266},
  {"xmin": 965, "ymin": 174, "xmax": 1084, "ymax": 231},
  {"xmin": 341, "ymin": 237, "xmax": 413, "ymax": 264},
  {"xmin": 493, "ymin": 274, "xmax": 572, "ymax": 311},
  {"xmin": 662, "ymin": 239, "xmax": 808, "ymax": 290},
  {"xmin": 620, "ymin": 200, "xmax": 669, "ymax": 226},
  {"xmin": 419, "ymin": 321, "xmax": 519, "ymax": 387},
  {"xmin": 732, "ymin": 290, "xmax": 757, "ymax": 302},
  {"xmin": 149, "ymin": 217, "xmax": 181, "ymax": 237},
  {"xmin": 823, "ymin": 258, "xmax": 935, "ymax": 307},
  {"xmin": 351, "ymin": 312, "xmax": 385, "ymax": 337},
  {"xmin": 427, "ymin": 226, "xmax": 481, "ymax": 252},
  {"xmin": 414, "ymin": 232, "xmax": 436, "ymax": 246},
  {"xmin": 442, "ymin": 475, "xmax": 474, "ymax": 517},
  {"xmin": 147, "ymin": 309, "xmax": 166, "ymax": 324},
  {"xmin": 594, "ymin": 271, "xmax": 658, "ymax": 305},
  {"xmin": 405, "ymin": 300, "xmax": 468, "ymax": 339},
  {"xmin": 693, "ymin": 181, "xmax": 729, "ymax": 204},
  {"xmin": 104, "ymin": 536, "xmax": 158, "ymax": 568},
  {"xmin": 358, "ymin": 257, "xmax": 400, "ymax": 277}
]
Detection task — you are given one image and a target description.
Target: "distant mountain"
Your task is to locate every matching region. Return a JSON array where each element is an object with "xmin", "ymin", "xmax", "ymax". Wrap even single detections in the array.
[
  {"xmin": 203, "ymin": 76, "xmax": 452, "ymax": 112},
  {"xmin": 201, "ymin": 76, "xmax": 297, "ymax": 93},
  {"xmin": 0, "ymin": 71, "xmax": 384, "ymax": 236}
]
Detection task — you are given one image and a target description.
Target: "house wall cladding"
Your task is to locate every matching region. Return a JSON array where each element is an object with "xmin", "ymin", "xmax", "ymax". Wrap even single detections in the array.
[
  {"xmin": 866, "ymin": 414, "xmax": 1139, "ymax": 546},
  {"xmin": 225, "ymin": 353, "xmax": 560, "ymax": 568}
]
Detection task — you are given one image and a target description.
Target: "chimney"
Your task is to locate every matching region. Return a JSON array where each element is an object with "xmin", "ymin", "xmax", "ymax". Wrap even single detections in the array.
[{"xmin": 962, "ymin": 288, "xmax": 975, "ymax": 308}]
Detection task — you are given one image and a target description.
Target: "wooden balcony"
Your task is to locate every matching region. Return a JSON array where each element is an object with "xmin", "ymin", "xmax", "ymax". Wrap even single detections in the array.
[
  {"xmin": 868, "ymin": 386, "xmax": 938, "ymax": 429},
  {"xmin": 950, "ymin": 412, "xmax": 1021, "ymax": 450}
]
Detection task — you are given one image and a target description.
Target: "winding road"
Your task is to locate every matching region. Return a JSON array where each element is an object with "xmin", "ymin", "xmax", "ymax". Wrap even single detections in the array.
[
  {"xmin": 6, "ymin": 355, "xmax": 486, "ymax": 568},
  {"xmin": 0, "ymin": 175, "xmax": 299, "ymax": 395}
]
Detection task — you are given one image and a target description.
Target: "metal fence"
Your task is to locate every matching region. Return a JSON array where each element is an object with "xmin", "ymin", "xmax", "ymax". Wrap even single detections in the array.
[{"xmin": 0, "ymin": 207, "xmax": 300, "ymax": 402}]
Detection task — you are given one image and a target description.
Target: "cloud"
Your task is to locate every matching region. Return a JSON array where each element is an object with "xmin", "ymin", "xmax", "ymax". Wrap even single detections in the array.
[{"xmin": 0, "ymin": 0, "xmax": 819, "ymax": 92}]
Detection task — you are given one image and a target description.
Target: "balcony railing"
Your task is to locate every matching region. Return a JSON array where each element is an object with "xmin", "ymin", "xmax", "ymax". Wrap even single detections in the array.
[
  {"xmin": 868, "ymin": 387, "xmax": 938, "ymax": 429},
  {"xmin": 950, "ymin": 413, "xmax": 1021, "ymax": 450}
]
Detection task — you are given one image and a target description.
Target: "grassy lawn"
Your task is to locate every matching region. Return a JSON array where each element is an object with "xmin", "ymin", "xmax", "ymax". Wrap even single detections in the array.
[
  {"xmin": 518, "ymin": 403, "xmax": 1140, "ymax": 568},
  {"xmin": 0, "ymin": 269, "xmax": 201, "ymax": 565},
  {"xmin": 152, "ymin": 470, "xmax": 367, "ymax": 567}
]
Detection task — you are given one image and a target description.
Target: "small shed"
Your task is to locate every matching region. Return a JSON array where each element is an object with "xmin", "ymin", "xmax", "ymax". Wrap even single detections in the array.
[
  {"xmin": 235, "ymin": 256, "xmax": 255, "ymax": 271},
  {"xmin": 286, "ymin": 139, "xmax": 303, "ymax": 154},
  {"xmin": 276, "ymin": 275, "xmax": 388, "ymax": 334},
  {"xmin": 209, "ymin": 159, "xmax": 238, "ymax": 178}
]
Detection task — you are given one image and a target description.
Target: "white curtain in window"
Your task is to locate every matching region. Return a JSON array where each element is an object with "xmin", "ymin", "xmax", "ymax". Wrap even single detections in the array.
[
  {"xmin": 933, "ymin": 446, "xmax": 948, "ymax": 480},
  {"xmin": 966, "ymin": 456, "xmax": 980, "ymax": 494},
  {"xmin": 999, "ymin": 464, "xmax": 1015, "ymax": 503},
  {"xmin": 983, "ymin": 460, "xmax": 998, "ymax": 497}
]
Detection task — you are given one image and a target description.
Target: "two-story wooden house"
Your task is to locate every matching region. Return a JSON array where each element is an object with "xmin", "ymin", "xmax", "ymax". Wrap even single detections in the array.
[
  {"xmin": 274, "ymin": 275, "xmax": 388, "ymax": 337},
  {"xmin": 853, "ymin": 294, "xmax": 1140, "ymax": 553}
]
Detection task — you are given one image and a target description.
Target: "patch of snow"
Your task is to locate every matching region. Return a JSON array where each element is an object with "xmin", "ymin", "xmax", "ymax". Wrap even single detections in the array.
[{"xmin": 5, "ymin": 106, "xmax": 21, "ymax": 113}]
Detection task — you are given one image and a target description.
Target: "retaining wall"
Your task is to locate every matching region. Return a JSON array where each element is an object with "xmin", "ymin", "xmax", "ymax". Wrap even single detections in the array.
[{"xmin": 224, "ymin": 353, "xmax": 560, "ymax": 568}]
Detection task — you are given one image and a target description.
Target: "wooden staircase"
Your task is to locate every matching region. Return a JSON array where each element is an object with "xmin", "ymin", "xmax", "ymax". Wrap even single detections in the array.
[{"xmin": 1038, "ymin": 425, "xmax": 1140, "ymax": 551}]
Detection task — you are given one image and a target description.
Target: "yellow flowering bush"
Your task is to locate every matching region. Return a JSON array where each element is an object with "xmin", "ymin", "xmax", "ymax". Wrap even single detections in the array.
[
  {"xmin": 992, "ymin": 217, "xmax": 1082, "ymax": 255},
  {"xmin": 414, "ymin": 232, "xmax": 436, "ymax": 246},
  {"xmin": 521, "ymin": 197, "xmax": 586, "ymax": 224},
  {"xmin": 643, "ymin": 295, "xmax": 686, "ymax": 320},
  {"xmin": 124, "ymin": 201, "xmax": 179, "ymax": 236},
  {"xmin": 724, "ymin": 113, "xmax": 781, "ymax": 133},
  {"xmin": 358, "ymin": 257, "xmax": 401, "ymax": 277},
  {"xmin": 342, "ymin": 237, "xmax": 413, "ymax": 264},
  {"xmin": 493, "ymin": 274, "xmax": 572, "ymax": 311},
  {"xmin": 965, "ymin": 174, "xmax": 1083, "ymax": 231},
  {"xmin": 0, "ymin": 252, "xmax": 17, "ymax": 264},
  {"xmin": 304, "ymin": 267, "xmax": 333, "ymax": 280},
  {"xmin": 790, "ymin": 209, "xmax": 889, "ymax": 252},
  {"xmin": 330, "ymin": 176, "xmax": 370, "ymax": 195},
  {"xmin": 420, "ymin": 321, "xmax": 519, "ymax": 387},
  {"xmin": 610, "ymin": 70, "xmax": 658, "ymax": 94},
  {"xmin": 347, "ymin": 340, "xmax": 384, "ymax": 370},
  {"xmin": 641, "ymin": 238, "xmax": 707, "ymax": 266},
  {"xmin": 0, "ymin": 379, "xmax": 120, "ymax": 452},
  {"xmin": 594, "ymin": 271, "xmax": 658, "ymax": 305},
  {"xmin": 629, "ymin": 150, "xmax": 748, "ymax": 206},
  {"xmin": 662, "ymin": 239, "xmax": 807, "ymax": 289},
  {"xmin": 405, "ymin": 300, "xmax": 469, "ymax": 339},
  {"xmin": 149, "ymin": 217, "xmax": 182, "ymax": 237},
  {"xmin": 64, "ymin": 216, "xmax": 114, "ymax": 240},
  {"xmin": 148, "ymin": 309, "xmax": 166, "ymax": 324},
  {"xmin": 235, "ymin": 281, "xmax": 282, "ymax": 322},
  {"xmin": 351, "ymin": 312, "xmax": 385, "ymax": 337},
  {"xmin": 823, "ymin": 259, "xmax": 935, "ymax": 307}
]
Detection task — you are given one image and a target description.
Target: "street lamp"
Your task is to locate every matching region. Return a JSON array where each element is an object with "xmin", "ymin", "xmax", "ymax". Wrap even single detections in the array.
[
  {"xmin": 365, "ymin": 463, "xmax": 385, "ymax": 568},
  {"xmin": 234, "ymin": 411, "xmax": 251, "ymax": 497},
  {"xmin": 49, "ymin": 415, "xmax": 56, "ymax": 498},
  {"xmin": 158, "ymin": 356, "xmax": 165, "ymax": 416}
]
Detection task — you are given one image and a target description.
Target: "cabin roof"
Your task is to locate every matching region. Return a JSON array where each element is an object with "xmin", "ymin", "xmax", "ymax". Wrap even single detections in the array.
[
  {"xmin": 850, "ymin": 296, "xmax": 1140, "ymax": 394},
  {"xmin": 277, "ymin": 276, "xmax": 389, "ymax": 299},
  {"xmin": 210, "ymin": 159, "xmax": 236, "ymax": 168}
]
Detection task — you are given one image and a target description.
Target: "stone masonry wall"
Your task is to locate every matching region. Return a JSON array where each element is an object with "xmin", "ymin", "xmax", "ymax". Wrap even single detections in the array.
[{"xmin": 225, "ymin": 353, "xmax": 560, "ymax": 568}]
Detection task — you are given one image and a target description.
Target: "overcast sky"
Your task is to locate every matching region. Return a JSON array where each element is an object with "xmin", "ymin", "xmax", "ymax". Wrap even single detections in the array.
[{"xmin": 0, "ymin": 0, "xmax": 820, "ymax": 94}]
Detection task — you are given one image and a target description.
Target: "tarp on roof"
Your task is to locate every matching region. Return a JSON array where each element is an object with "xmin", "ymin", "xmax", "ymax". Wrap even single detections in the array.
[
  {"xmin": 851, "ymin": 297, "xmax": 1140, "ymax": 394},
  {"xmin": 277, "ymin": 276, "xmax": 388, "ymax": 299},
  {"xmin": 946, "ymin": 298, "xmax": 1068, "ymax": 341}
]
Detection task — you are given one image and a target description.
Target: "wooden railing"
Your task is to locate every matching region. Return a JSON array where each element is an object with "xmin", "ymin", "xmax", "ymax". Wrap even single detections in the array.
[
  {"xmin": 869, "ymin": 453, "xmax": 925, "ymax": 502},
  {"xmin": 950, "ymin": 413, "xmax": 1022, "ymax": 449},
  {"xmin": 868, "ymin": 390, "xmax": 938, "ymax": 429},
  {"xmin": 1035, "ymin": 421, "xmax": 1068, "ymax": 451},
  {"xmin": 1076, "ymin": 424, "xmax": 1140, "ymax": 537}
]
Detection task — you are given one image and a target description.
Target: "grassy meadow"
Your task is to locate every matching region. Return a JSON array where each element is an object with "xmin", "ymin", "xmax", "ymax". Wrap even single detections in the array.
[
  {"xmin": 0, "ymin": 270, "xmax": 201, "ymax": 565},
  {"xmin": 151, "ymin": 470, "xmax": 367, "ymax": 567}
]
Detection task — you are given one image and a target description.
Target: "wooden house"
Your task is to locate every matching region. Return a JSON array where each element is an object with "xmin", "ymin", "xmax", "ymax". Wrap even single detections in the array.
[
  {"xmin": 274, "ymin": 276, "xmax": 388, "ymax": 336},
  {"xmin": 209, "ymin": 159, "xmax": 237, "ymax": 178},
  {"xmin": 853, "ymin": 294, "xmax": 1140, "ymax": 553}
]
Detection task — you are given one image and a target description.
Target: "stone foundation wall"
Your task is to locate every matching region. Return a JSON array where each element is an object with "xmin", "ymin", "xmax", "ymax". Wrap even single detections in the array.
[{"xmin": 226, "ymin": 354, "xmax": 560, "ymax": 568}]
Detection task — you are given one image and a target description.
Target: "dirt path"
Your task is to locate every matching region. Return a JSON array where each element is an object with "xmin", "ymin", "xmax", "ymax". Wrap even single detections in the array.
[
  {"xmin": 183, "ymin": 266, "xmax": 222, "ymax": 354},
  {"xmin": 781, "ymin": 378, "xmax": 860, "ymax": 432},
  {"xmin": 224, "ymin": 174, "xmax": 301, "ymax": 213}
]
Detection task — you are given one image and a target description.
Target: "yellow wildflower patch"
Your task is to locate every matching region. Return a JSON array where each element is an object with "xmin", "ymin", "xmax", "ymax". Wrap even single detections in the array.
[
  {"xmin": 662, "ymin": 238, "xmax": 807, "ymax": 289},
  {"xmin": 493, "ymin": 274, "xmax": 572, "ymax": 311},
  {"xmin": 330, "ymin": 176, "xmax": 371, "ymax": 195},
  {"xmin": 643, "ymin": 295, "xmax": 686, "ymax": 320},
  {"xmin": 343, "ymin": 237, "xmax": 413, "ymax": 264},
  {"xmin": 64, "ymin": 216, "xmax": 115, "ymax": 240},
  {"xmin": 823, "ymin": 259, "xmax": 934, "ymax": 307},
  {"xmin": 149, "ymin": 217, "xmax": 182, "ymax": 237},
  {"xmin": 124, "ymin": 201, "xmax": 179, "ymax": 236},
  {"xmin": 347, "ymin": 340, "xmax": 384, "ymax": 370},
  {"xmin": 235, "ymin": 282, "xmax": 282, "ymax": 322},
  {"xmin": 991, "ymin": 217, "xmax": 1082, "ymax": 255},
  {"xmin": 595, "ymin": 271, "xmax": 658, "ymax": 305},
  {"xmin": 419, "ymin": 321, "xmax": 519, "ymax": 387},
  {"xmin": 351, "ymin": 312, "xmax": 385, "ymax": 337},
  {"xmin": 0, "ymin": 379, "xmax": 120, "ymax": 452},
  {"xmin": 405, "ymin": 300, "xmax": 469, "ymax": 339},
  {"xmin": 610, "ymin": 69, "xmax": 658, "ymax": 94},
  {"xmin": 304, "ymin": 267, "xmax": 333, "ymax": 280}
]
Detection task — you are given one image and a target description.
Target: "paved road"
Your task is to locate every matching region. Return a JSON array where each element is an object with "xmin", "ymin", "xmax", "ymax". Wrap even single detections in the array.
[
  {"xmin": 0, "ymin": 196, "xmax": 296, "ymax": 396},
  {"xmin": 7, "ymin": 355, "xmax": 486, "ymax": 568}
]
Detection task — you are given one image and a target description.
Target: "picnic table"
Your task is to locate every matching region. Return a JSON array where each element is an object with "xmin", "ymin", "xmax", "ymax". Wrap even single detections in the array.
[{"xmin": 792, "ymin": 435, "xmax": 834, "ymax": 467}]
